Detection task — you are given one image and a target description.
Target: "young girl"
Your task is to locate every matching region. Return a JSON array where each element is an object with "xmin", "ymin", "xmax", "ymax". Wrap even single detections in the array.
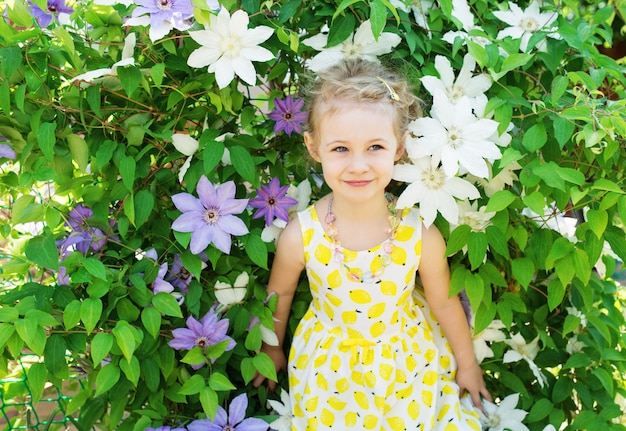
[{"xmin": 254, "ymin": 59, "xmax": 491, "ymax": 430}]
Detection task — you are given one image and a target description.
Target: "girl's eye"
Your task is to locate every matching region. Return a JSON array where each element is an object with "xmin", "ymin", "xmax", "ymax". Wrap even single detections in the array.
[
  {"xmin": 369, "ymin": 144, "xmax": 383, "ymax": 151},
  {"xmin": 332, "ymin": 146, "xmax": 348, "ymax": 153}
]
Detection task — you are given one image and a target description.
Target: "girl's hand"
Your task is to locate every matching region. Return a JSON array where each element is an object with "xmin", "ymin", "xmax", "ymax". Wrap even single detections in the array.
[
  {"xmin": 252, "ymin": 344, "xmax": 286, "ymax": 391},
  {"xmin": 455, "ymin": 361, "xmax": 492, "ymax": 411}
]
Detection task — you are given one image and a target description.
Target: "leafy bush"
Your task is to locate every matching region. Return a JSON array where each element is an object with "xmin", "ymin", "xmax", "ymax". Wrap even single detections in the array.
[{"xmin": 0, "ymin": 0, "xmax": 625, "ymax": 430}]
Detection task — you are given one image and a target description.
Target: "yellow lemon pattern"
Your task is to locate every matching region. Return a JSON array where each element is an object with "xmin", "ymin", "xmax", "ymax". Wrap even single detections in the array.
[{"xmin": 289, "ymin": 205, "xmax": 482, "ymax": 430}]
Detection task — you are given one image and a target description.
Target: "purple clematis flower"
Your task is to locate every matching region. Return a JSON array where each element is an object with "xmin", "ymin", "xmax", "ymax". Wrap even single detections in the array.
[
  {"xmin": 268, "ymin": 96, "xmax": 307, "ymax": 136},
  {"xmin": 168, "ymin": 308, "xmax": 235, "ymax": 369},
  {"xmin": 0, "ymin": 140, "xmax": 16, "ymax": 160},
  {"xmin": 187, "ymin": 393, "xmax": 269, "ymax": 431},
  {"xmin": 56, "ymin": 204, "xmax": 107, "ymax": 256},
  {"xmin": 171, "ymin": 177, "xmax": 249, "ymax": 255},
  {"xmin": 27, "ymin": 0, "xmax": 73, "ymax": 27},
  {"xmin": 249, "ymin": 177, "xmax": 298, "ymax": 227},
  {"xmin": 126, "ymin": 0, "xmax": 194, "ymax": 42},
  {"xmin": 146, "ymin": 427, "xmax": 186, "ymax": 431}
]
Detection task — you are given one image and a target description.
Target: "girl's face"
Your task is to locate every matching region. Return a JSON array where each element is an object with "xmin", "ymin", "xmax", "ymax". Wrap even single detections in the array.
[{"xmin": 305, "ymin": 102, "xmax": 405, "ymax": 204}]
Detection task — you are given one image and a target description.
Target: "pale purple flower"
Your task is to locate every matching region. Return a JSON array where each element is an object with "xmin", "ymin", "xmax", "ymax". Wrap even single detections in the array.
[
  {"xmin": 0, "ymin": 141, "xmax": 15, "ymax": 159},
  {"xmin": 153, "ymin": 263, "xmax": 176, "ymax": 294},
  {"xmin": 166, "ymin": 253, "xmax": 207, "ymax": 293},
  {"xmin": 168, "ymin": 309, "xmax": 235, "ymax": 369},
  {"xmin": 57, "ymin": 204, "xmax": 107, "ymax": 256},
  {"xmin": 249, "ymin": 178, "xmax": 298, "ymax": 227},
  {"xmin": 145, "ymin": 427, "xmax": 186, "ymax": 431},
  {"xmin": 187, "ymin": 393, "xmax": 269, "ymax": 431},
  {"xmin": 27, "ymin": 0, "xmax": 73, "ymax": 27},
  {"xmin": 126, "ymin": 0, "xmax": 194, "ymax": 42},
  {"xmin": 268, "ymin": 96, "xmax": 307, "ymax": 136},
  {"xmin": 171, "ymin": 177, "xmax": 249, "ymax": 255}
]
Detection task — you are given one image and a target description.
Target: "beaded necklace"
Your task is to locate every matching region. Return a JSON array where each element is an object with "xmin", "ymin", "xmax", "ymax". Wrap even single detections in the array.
[{"xmin": 325, "ymin": 193, "xmax": 400, "ymax": 283}]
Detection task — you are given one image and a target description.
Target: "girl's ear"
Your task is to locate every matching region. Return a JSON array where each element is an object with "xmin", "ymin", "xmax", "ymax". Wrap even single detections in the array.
[
  {"xmin": 304, "ymin": 132, "xmax": 321, "ymax": 162},
  {"xmin": 395, "ymin": 131, "xmax": 409, "ymax": 161}
]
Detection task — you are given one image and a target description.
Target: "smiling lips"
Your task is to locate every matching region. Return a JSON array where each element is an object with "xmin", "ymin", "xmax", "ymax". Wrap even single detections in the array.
[{"xmin": 344, "ymin": 180, "xmax": 372, "ymax": 187}]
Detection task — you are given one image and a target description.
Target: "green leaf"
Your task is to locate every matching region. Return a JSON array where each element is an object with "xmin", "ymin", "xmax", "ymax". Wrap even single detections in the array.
[
  {"xmin": 591, "ymin": 367, "xmax": 614, "ymax": 395},
  {"xmin": 199, "ymin": 386, "xmax": 218, "ymax": 420},
  {"xmin": 44, "ymin": 334, "xmax": 68, "ymax": 378},
  {"xmin": 119, "ymin": 155, "xmax": 136, "ymax": 192},
  {"xmin": 112, "ymin": 321, "xmax": 137, "ymax": 362},
  {"xmin": 511, "ymin": 257, "xmax": 534, "ymax": 289},
  {"xmin": 181, "ymin": 346, "xmax": 206, "ymax": 367},
  {"xmin": 533, "ymin": 162, "xmax": 565, "ymax": 190},
  {"xmin": 0, "ymin": 307, "xmax": 18, "ymax": 322},
  {"xmin": 547, "ymin": 278, "xmax": 565, "ymax": 311},
  {"xmin": 134, "ymin": 189, "xmax": 155, "ymax": 226},
  {"xmin": 82, "ymin": 257, "xmax": 108, "ymax": 281},
  {"xmin": 91, "ymin": 332, "xmax": 113, "ymax": 367},
  {"xmin": 553, "ymin": 116, "xmax": 575, "ymax": 148},
  {"xmin": 38, "ymin": 122, "xmax": 56, "ymax": 160},
  {"xmin": 369, "ymin": 0, "xmax": 387, "ymax": 40},
  {"xmin": 241, "ymin": 357, "xmax": 256, "ymax": 384},
  {"xmin": 467, "ymin": 231, "xmax": 487, "ymax": 270},
  {"xmin": 80, "ymin": 298, "xmax": 103, "ymax": 334},
  {"xmin": 117, "ymin": 66, "xmax": 142, "ymax": 98},
  {"xmin": 27, "ymin": 362, "xmax": 48, "ymax": 404},
  {"xmin": 464, "ymin": 273, "xmax": 484, "ymax": 310},
  {"xmin": 14, "ymin": 318, "xmax": 37, "ymax": 351},
  {"xmin": 11, "ymin": 195, "xmax": 45, "ymax": 225},
  {"xmin": 446, "ymin": 225, "xmax": 471, "ymax": 256},
  {"xmin": 209, "ymin": 372, "xmax": 236, "ymax": 391},
  {"xmin": 229, "ymin": 145, "xmax": 258, "ymax": 186},
  {"xmin": 153, "ymin": 292, "xmax": 183, "ymax": 318},
  {"xmin": 586, "ymin": 209, "xmax": 608, "ymax": 239},
  {"xmin": 485, "ymin": 190, "xmax": 516, "ymax": 212},
  {"xmin": 562, "ymin": 314, "xmax": 581, "ymax": 336},
  {"xmin": 327, "ymin": 13, "xmax": 356, "ymax": 48},
  {"xmin": 546, "ymin": 237, "xmax": 575, "ymax": 268},
  {"xmin": 95, "ymin": 364, "xmax": 121, "ymax": 397},
  {"xmin": 332, "ymin": 0, "xmax": 363, "ymax": 20},
  {"xmin": 25, "ymin": 234, "xmax": 59, "ymax": 270},
  {"xmin": 150, "ymin": 63, "xmax": 166, "ymax": 87},
  {"xmin": 0, "ymin": 47, "xmax": 22, "ymax": 78},
  {"xmin": 245, "ymin": 234, "xmax": 268, "ymax": 270},
  {"xmin": 203, "ymin": 138, "xmax": 225, "ymax": 173},
  {"xmin": 604, "ymin": 226, "xmax": 626, "ymax": 262},
  {"xmin": 592, "ymin": 178, "xmax": 625, "ymax": 193},
  {"xmin": 181, "ymin": 250, "xmax": 203, "ymax": 280},
  {"xmin": 64, "ymin": 300, "xmax": 81, "ymax": 330},
  {"xmin": 0, "ymin": 323, "xmax": 16, "ymax": 348},
  {"xmin": 527, "ymin": 398, "xmax": 554, "ymax": 422},
  {"xmin": 119, "ymin": 356, "xmax": 140, "ymax": 387},
  {"xmin": 563, "ymin": 352, "xmax": 591, "ymax": 369},
  {"xmin": 179, "ymin": 374, "xmax": 206, "ymax": 395},
  {"xmin": 253, "ymin": 352, "xmax": 277, "ymax": 382},
  {"xmin": 0, "ymin": 81, "xmax": 10, "ymax": 117},
  {"xmin": 551, "ymin": 75, "xmax": 569, "ymax": 105},
  {"xmin": 467, "ymin": 40, "xmax": 488, "ymax": 68},
  {"xmin": 142, "ymin": 357, "xmax": 161, "ymax": 392},
  {"xmin": 500, "ymin": 53, "xmax": 533, "ymax": 74},
  {"xmin": 522, "ymin": 122, "xmax": 547, "ymax": 152},
  {"xmin": 141, "ymin": 306, "xmax": 162, "ymax": 339},
  {"xmin": 125, "ymin": 192, "xmax": 135, "ymax": 226},
  {"xmin": 245, "ymin": 324, "xmax": 263, "ymax": 351},
  {"xmin": 67, "ymin": 134, "xmax": 89, "ymax": 172},
  {"xmin": 86, "ymin": 85, "xmax": 101, "ymax": 116}
]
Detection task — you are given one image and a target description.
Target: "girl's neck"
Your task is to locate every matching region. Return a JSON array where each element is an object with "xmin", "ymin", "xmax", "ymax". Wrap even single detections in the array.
[{"xmin": 325, "ymin": 193, "xmax": 391, "ymax": 223}]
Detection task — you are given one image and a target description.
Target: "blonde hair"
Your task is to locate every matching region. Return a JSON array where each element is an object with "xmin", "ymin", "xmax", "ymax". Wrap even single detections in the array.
[{"xmin": 306, "ymin": 59, "xmax": 423, "ymax": 145}]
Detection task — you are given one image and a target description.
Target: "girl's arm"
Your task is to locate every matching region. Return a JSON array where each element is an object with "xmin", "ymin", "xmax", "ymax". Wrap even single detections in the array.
[
  {"xmin": 252, "ymin": 217, "xmax": 305, "ymax": 390},
  {"xmin": 418, "ymin": 223, "xmax": 492, "ymax": 409}
]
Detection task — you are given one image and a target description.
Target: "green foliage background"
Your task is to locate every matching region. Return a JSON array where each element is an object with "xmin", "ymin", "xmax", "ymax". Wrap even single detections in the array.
[{"xmin": 0, "ymin": 0, "xmax": 625, "ymax": 429}]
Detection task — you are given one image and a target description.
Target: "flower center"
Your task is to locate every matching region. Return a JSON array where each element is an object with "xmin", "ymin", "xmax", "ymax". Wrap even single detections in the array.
[
  {"xmin": 343, "ymin": 42, "xmax": 362, "ymax": 57},
  {"xmin": 156, "ymin": 0, "xmax": 172, "ymax": 10},
  {"xmin": 519, "ymin": 17, "xmax": 540, "ymax": 32},
  {"xmin": 179, "ymin": 268, "xmax": 190, "ymax": 280},
  {"xmin": 447, "ymin": 126, "xmax": 463, "ymax": 149},
  {"xmin": 48, "ymin": 4, "xmax": 58, "ymax": 12},
  {"xmin": 487, "ymin": 413, "xmax": 501, "ymax": 427},
  {"xmin": 204, "ymin": 208, "xmax": 220, "ymax": 224},
  {"xmin": 449, "ymin": 84, "xmax": 464, "ymax": 101},
  {"xmin": 284, "ymin": 112, "xmax": 293, "ymax": 120},
  {"xmin": 195, "ymin": 336, "xmax": 208, "ymax": 348},
  {"xmin": 268, "ymin": 197, "xmax": 276, "ymax": 206},
  {"xmin": 421, "ymin": 166, "xmax": 445, "ymax": 190},
  {"xmin": 220, "ymin": 36, "xmax": 242, "ymax": 57}
]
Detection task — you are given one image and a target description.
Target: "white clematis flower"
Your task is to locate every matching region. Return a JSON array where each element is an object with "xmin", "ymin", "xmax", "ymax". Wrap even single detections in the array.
[
  {"xmin": 388, "ymin": 0, "xmax": 434, "ymax": 34},
  {"xmin": 406, "ymin": 91, "xmax": 501, "ymax": 178},
  {"xmin": 72, "ymin": 33, "xmax": 136, "ymax": 85},
  {"xmin": 214, "ymin": 271, "xmax": 248, "ymax": 309},
  {"xmin": 472, "ymin": 319, "xmax": 507, "ymax": 363},
  {"xmin": 493, "ymin": 1, "xmax": 559, "ymax": 52},
  {"xmin": 393, "ymin": 156, "xmax": 480, "ymax": 227},
  {"xmin": 503, "ymin": 333, "xmax": 548, "ymax": 387},
  {"xmin": 267, "ymin": 389, "xmax": 292, "ymax": 431},
  {"xmin": 443, "ymin": 0, "xmax": 490, "ymax": 47},
  {"xmin": 454, "ymin": 200, "xmax": 496, "ymax": 233},
  {"xmin": 187, "ymin": 8, "xmax": 274, "ymax": 89},
  {"xmin": 261, "ymin": 179, "xmax": 312, "ymax": 243},
  {"xmin": 479, "ymin": 393, "xmax": 530, "ymax": 431},
  {"xmin": 172, "ymin": 133, "xmax": 199, "ymax": 183},
  {"xmin": 421, "ymin": 54, "xmax": 492, "ymax": 104},
  {"xmin": 302, "ymin": 20, "xmax": 401, "ymax": 72}
]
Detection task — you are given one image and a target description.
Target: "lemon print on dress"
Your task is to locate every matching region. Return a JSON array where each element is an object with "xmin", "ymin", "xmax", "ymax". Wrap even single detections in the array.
[
  {"xmin": 415, "ymin": 238, "xmax": 423, "ymax": 255},
  {"xmin": 314, "ymin": 354, "xmax": 327, "ymax": 368},
  {"xmin": 380, "ymin": 363, "xmax": 394, "ymax": 380},
  {"xmin": 396, "ymin": 385, "xmax": 412, "ymax": 399},
  {"xmin": 350, "ymin": 289, "xmax": 372, "ymax": 304},
  {"xmin": 367, "ymin": 302, "xmax": 386, "ymax": 319},
  {"xmin": 437, "ymin": 404, "xmax": 450, "ymax": 421},
  {"xmin": 440, "ymin": 354, "xmax": 451, "ymax": 369},
  {"xmin": 343, "ymin": 248, "xmax": 358, "ymax": 262},
  {"xmin": 395, "ymin": 224, "xmax": 414, "ymax": 242},
  {"xmin": 423, "ymin": 370, "xmax": 438, "ymax": 386},
  {"xmin": 364, "ymin": 370, "xmax": 377, "ymax": 387},
  {"xmin": 322, "ymin": 301, "xmax": 334, "ymax": 320},
  {"xmin": 302, "ymin": 227, "xmax": 314, "ymax": 247},
  {"xmin": 327, "ymin": 396, "xmax": 347, "ymax": 410},
  {"xmin": 390, "ymin": 246, "xmax": 406, "ymax": 265},
  {"xmin": 444, "ymin": 423, "xmax": 460, "ymax": 431},
  {"xmin": 335, "ymin": 377, "xmax": 349, "ymax": 393},
  {"xmin": 441, "ymin": 384, "xmax": 456, "ymax": 395},
  {"xmin": 370, "ymin": 321, "xmax": 386, "ymax": 337},
  {"xmin": 342, "ymin": 310, "xmax": 357, "ymax": 324},
  {"xmin": 351, "ymin": 370, "xmax": 364, "ymax": 385},
  {"xmin": 354, "ymin": 391, "xmax": 369, "ymax": 409},
  {"xmin": 326, "ymin": 292, "xmax": 342, "ymax": 307},
  {"xmin": 406, "ymin": 354, "xmax": 418, "ymax": 371},
  {"xmin": 422, "ymin": 390, "xmax": 433, "ymax": 408},
  {"xmin": 305, "ymin": 417, "xmax": 317, "ymax": 431},
  {"xmin": 345, "ymin": 412, "xmax": 358, "ymax": 427},
  {"xmin": 425, "ymin": 348, "xmax": 436, "ymax": 363},
  {"xmin": 304, "ymin": 396, "xmax": 318, "ymax": 412},
  {"xmin": 320, "ymin": 408, "xmax": 335, "ymax": 427},
  {"xmin": 330, "ymin": 354, "xmax": 341, "ymax": 372},
  {"xmin": 316, "ymin": 372, "xmax": 328, "ymax": 391},
  {"xmin": 363, "ymin": 414, "xmax": 378, "ymax": 430},
  {"xmin": 395, "ymin": 369, "xmax": 408, "ymax": 384},
  {"xmin": 380, "ymin": 280, "xmax": 397, "ymax": 296},
  {"xmin": 387, "ymin": 416, "xmax": 406, "ymax": 431},
  {"xmin": 327, "ymin": 269, "xmax": 342, "ymax": 289},
  {"xmin": 309, "ymin": 269, "xmax": 322, "ymax": 288},
  {"xmin": 295, "ymin": 354, "xmax": 309, "ymax": 369},
  {"xmin": 314, "ymin": 243, "xmax": 332, "ymax": 266},
  {"xmin": 408, "ymin": 399, "xmax": 420, "ymax": 420}
]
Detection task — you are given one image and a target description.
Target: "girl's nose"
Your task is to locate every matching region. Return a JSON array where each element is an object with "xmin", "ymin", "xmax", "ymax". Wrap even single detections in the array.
[{"xmin": 348, "ymin": 153, "xmax": 370, "ymax": 173}]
